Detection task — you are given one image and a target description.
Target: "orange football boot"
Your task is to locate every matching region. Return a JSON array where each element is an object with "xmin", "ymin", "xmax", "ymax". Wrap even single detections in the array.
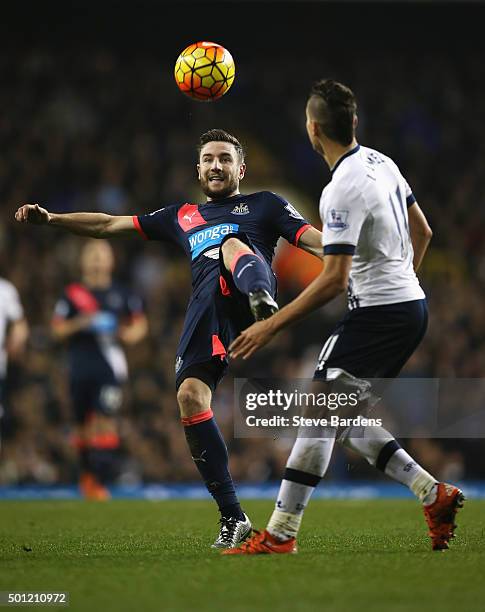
[
  {"xmin": 79, "ymin": 472, "xmax": 111, "ymax": 501},
  {"xmin": 423, "ymin": 482, "xmax": 465, "ymax": 551},
  {"xmin": 222, "ymin": 529, "xmax": 297, "ymax": 555}
]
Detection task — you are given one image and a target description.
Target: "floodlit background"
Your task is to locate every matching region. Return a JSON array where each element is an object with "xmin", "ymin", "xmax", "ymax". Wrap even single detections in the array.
[{"xmin": 1, "ymin": 0, "xmax": 484, "ymax": 491}]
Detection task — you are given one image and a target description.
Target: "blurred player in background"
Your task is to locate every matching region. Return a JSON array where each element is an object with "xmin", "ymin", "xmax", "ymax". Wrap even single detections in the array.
[
  {"xmin": 0, "ymin": 277, "xmax": 29, "ymax": 448},
  {"xmin": 226, "ymin": 80, "xmax": 464, "ymax": 554},
  {"xmin": 15, "ymin": 128, "xmax": 323, "ymax": 546},
  {"xmin": 52, "ymin": 240, "xmax": 148, "ymax": 499}
]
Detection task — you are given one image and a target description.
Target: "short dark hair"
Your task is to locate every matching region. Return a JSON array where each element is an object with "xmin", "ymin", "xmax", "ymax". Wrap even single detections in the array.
[
  {"xmin": 197, "ymin": 129, "xmax": 245, "ymax": 162},
  {"xmin": 308, "ymin": 79, "xmax": 357, "ymax": 146}
]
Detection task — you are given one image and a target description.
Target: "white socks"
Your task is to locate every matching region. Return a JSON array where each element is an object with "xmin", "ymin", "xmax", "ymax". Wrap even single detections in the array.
[
  {"xmin": 267, "ymin": 432, "xmax": 337, "ymax": 541},
  {"xmin": 267, "ymin": 422, "xmax": 439, "ymax": 542},
  {"xmin": 339, "ymin": 422, "xmax": 437, "ymax": 504}
]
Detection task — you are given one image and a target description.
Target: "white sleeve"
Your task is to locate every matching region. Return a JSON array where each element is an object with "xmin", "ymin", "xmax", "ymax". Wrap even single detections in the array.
[
  {"xmin": 321, "ymin": 184, "xmax": 368, "ymax": 255},
  {"xmin": 4, "ymin": 283, "xmax": 24, "ymax": 322},
  {"xmin": 404, "ymin": 178, "xmax": 416, "ymax": 207}
]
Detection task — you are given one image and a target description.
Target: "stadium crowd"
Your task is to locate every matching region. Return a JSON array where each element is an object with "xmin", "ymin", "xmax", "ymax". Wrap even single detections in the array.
[{"xmin": 0, "ymin": 40, "xmax": 484, "ymax": 487}]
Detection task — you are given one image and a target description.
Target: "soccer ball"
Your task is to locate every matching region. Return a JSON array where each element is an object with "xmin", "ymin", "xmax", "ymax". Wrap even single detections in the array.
[{"xmin": 174, "ymin": 41, "xmax": 235, "ymax": 102}]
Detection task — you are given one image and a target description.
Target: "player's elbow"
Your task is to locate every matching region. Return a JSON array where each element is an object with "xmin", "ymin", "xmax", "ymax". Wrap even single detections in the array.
[
  {"xmin": 415, "ymin": 223, "xmax": 433, "ymax": 243},
  {"xmin": 423, "ymin": 224, "xmax": 433, "ymax": 240}
]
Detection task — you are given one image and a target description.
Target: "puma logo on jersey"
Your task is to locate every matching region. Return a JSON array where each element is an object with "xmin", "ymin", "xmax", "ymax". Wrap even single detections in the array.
[{"xmin": 183, "ymin": 211, "xmax": 197, "ymax": 223}]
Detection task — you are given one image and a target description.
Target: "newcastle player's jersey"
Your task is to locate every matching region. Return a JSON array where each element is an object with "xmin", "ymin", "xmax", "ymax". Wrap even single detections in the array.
[
  {"xmin": 53, "ymin": 283, "xmax": 143, "ymax": 382},
  {"xmin": 134, "ymin": 191, "xmax": 311, "ymax": 298},
  {"xmin": 133, "ymin": 191, "xmax": 311, "ymax": 374}
]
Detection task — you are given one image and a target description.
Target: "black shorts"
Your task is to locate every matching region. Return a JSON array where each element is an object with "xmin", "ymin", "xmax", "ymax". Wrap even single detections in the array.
[
  {"xmin": 313, "ymin": 299, "xmax": 428, "ymax": 381},
  {"xmin": 175, "ymin": 231, "xmax": 277, "ymax": 392},
  {"xmin": 70, "ymin": 377, "xmax": 123, "ymax": 424}
]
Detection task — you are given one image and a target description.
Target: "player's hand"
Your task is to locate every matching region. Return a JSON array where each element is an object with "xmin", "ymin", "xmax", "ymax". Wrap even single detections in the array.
[
  {"xmin": 229, "ymin": 319, "xmax": 276, "ymax": 360},
  {"xmin": 76, "ymin": 314, "xmax": 96, "ymax": 331},
  {"xmin": 15, "ymin": 203, "xmax": 50, "ymax": 225}
]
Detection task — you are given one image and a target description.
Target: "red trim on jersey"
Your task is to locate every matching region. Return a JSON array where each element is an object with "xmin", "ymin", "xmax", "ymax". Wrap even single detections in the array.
[
  {"xmin": 212, "ymin": 334, "xmax": 227, "ymax": 360},
  {"xmin": 294, "ymin": 223, "xmax": 312, "ymax": 246},
  {"xmin": 66, "ymin": 284, "xmax": 100, "ymax": 314},
  {"xmin": 177, "ymin": 204, "xmax": 207, "ymax": 232},
  {"xmin": 181, "ymin": 408, "xmax": 214, "ymax": 426},
  {"xmin": 87, "ymin": 432, "xmax": 120, "ymax": 449},
  {"xmin": 132, "ymin": 215, "xmax": 148, "ymax": 240},
  {"xmin": 230, "ymin": 249, "xmax": 264, "ymax": 275},
  {"xmin": 219, "ymin": 275, "xmax": 231, "ymax": 297}
]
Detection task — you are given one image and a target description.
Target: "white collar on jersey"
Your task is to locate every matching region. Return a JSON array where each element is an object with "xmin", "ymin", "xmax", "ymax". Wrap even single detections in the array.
[{"xmin": 331, "ymin": 144, "xmax": 361, "ymax": 176}]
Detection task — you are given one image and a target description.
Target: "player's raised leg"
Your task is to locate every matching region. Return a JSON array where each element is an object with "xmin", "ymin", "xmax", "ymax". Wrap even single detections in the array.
[
  {"xmin": 177, "ymin": 377, "xmax": 251, "ymax": 548},
  {"xmin": 221, "ymin": 236, "xmax": 278, "ymax": 321}
]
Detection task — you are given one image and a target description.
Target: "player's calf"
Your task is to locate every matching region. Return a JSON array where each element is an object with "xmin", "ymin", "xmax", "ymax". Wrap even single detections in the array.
[
  {"xmin": 177, "ymin": 377, "xmax": 248, "ymax": 538},
  {"xmin": 221, "ymin": 237, "xmax": 273, "ymax": 299}
]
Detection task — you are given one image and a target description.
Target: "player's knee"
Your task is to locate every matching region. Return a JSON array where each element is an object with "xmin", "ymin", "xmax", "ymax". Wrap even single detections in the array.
[
  {"xmin": 177, "ymin": 381, "xmax": 209, "ymax": 418},
  {"xmin": 221, "ymin": 236, "xmax": 252, "ymax": 270}
]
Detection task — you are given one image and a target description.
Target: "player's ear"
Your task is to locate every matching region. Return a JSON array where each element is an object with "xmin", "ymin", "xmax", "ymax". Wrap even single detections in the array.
[
  {"xmin": 353, "ymin": 115, "xmax": 358, "ymax": 130},
  {"xmin": 238, "ymin": 163, "xmax": 246, "ymax": 180},
  {"xmin": 311, "ymin": 120, "xmax": 321, "ymax": 139},
  {"xmin": 197, "ymin": 164, "xmax": 201, "ymax": 180}
]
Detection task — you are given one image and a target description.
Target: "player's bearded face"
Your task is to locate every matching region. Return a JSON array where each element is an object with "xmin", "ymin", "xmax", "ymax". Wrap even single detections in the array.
[{"xmin": 198, "ymin": 142, "xmax": 245, "ymax": 200}]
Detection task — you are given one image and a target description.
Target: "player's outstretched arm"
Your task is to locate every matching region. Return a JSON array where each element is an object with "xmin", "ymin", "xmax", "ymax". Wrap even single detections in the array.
[
  {"xmin": 408, "ymin": 202, "xmax": 433, "ymax": 272},
  {"xmin": 296, "ymin": 226, "xmax": 324, "ymax": 260},
  {"xmin": 15, "ymin": 204, "xmax": 136, "ymax": 238}
]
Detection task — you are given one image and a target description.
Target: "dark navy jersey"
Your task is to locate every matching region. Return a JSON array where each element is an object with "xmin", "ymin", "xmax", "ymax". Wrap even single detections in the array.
[
  {"xmin": 53, "ymin": 283, "xmax": 143, "ymax": 382},
  {"xmin": 133, "ymin": 191, "xmax": 310, "ymax": 381},
  {"xmin": 133, "ymin": 191, "xmax": 311, "ymax": 297}
]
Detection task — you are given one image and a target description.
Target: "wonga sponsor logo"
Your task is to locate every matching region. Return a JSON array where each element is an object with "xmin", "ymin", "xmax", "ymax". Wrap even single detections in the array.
[{"xmin": 188, "ymin": 223, "xmax": 239, "ymax": 259}]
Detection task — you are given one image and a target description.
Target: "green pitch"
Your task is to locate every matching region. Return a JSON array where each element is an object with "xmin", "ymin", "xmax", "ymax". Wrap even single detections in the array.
[{"xmin": 1, "ymin": 500, "xmax": 484, "ymax": 612}]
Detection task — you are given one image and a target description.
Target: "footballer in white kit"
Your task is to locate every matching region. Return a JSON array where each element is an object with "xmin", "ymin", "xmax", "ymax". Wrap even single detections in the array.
[
  {"xmin": 314, "ymin": 143, "xmax": 427, "ymax": 380},
  {"xmin": 0, "ymin": 278, "xmax": 28, "ymax": 445},
  {"xmin": 227, "ymin": 79, "xmax": 464, "ymax": 555}
]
